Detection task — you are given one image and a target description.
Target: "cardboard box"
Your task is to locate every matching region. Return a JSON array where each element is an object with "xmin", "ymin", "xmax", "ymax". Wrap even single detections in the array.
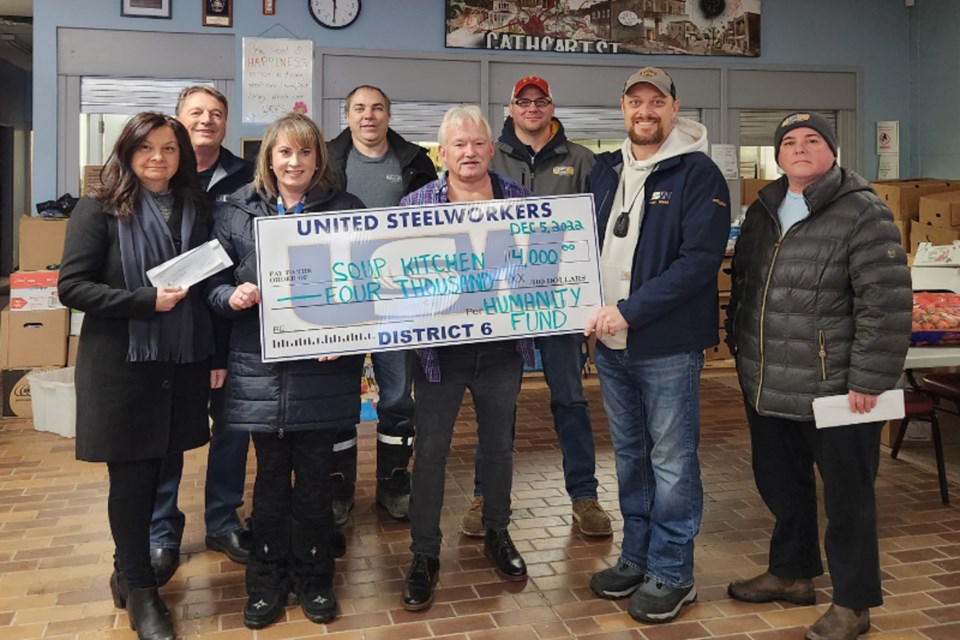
[
  {"xmin": 705, "ymin": 331, "xmax": 733, "ymax": 361},
  {"xmin": 717, "ymin": 258, "xmax": 733, "ymax": 292},
  {"xmin": 1, "ymin": 366, "xmax": 56, "ymax": 418},
  {"xmin": 919, "ymin": 191, "xmax": 960, "ymax": 229},
  {"xmin": 67, "ymin": 336, "xmax": 79, "ymax": 366},
  {"xmin": 718, "ymin": 294, "xmax": 731, "ymax": 328},
  {"xmin": 741, "ymin": 178, "xmax": 774, "ymax": 206},
  {"xmin": 892, "ymin": 220, "xmax": 910, "ymax": 252},
  {"xmin": 69, "ymin": 310, "xmax": 84, "ymax": 336},
  {"xmin": 911, "ymin": 220, "xmax": 960, "ymax": 254},
  {"xmin": 18, "ymin": 216, "xmax": 69, "ymax": 271},
  {"xmin": 0, "ymin": 306, "xmax": 69, "ymax": 368},
  {"xmin": 871, "ymin": 180, "xmax": 957, "ymax": 220},
  {"xmin": 82, "ymin": 165, "xmax": 104, "ymax": 196},
  {"xmin": 9, "ymin": 270, "xmax": 63, "ymax": 311}
]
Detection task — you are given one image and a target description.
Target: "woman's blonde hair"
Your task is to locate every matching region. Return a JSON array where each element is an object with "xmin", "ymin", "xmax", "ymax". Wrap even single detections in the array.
[{"xmin": 253, "ymin": 113, "xmax": 335, "ymax": 197}]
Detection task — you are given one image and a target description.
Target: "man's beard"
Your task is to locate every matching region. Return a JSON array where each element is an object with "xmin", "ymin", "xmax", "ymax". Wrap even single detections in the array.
[{"xmin": 628, "ymin": 121, "xmax": 666, "ymax": 147}]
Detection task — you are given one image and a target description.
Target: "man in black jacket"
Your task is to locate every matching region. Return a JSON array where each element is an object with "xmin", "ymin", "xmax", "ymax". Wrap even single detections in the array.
[
  {"xmin": 326, "ymin": 85, "xmax": 437, "ymax": 523},
  {"xmin": 725, "ymin": 112, "xmax": 912, "ymax": 640},
  {"xmin": 150, "ymin": 85, "xmax": 254, "ymax": 584}
]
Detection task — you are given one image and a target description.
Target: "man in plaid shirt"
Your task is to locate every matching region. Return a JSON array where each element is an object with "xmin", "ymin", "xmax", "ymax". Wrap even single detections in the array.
[{"xmin": 398, "ymin": 105, "xmax": 534, "ymax": 612}]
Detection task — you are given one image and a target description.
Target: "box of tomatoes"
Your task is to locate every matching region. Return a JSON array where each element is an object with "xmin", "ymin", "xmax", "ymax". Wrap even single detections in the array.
[{"xmin": 911, "ymin": 292, "xmax": 960, "ymax": 345}]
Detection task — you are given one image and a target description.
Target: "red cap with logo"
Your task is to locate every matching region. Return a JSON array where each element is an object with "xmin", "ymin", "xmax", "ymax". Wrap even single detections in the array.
[{"xmin": 511, "ymin": 76, "xmax": 552, "ymax": 100}]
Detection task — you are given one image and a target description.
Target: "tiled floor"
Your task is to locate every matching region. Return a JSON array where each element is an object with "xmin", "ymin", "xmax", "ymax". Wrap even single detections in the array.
[{"xmin": 2, "ymin": 372, "xmax": 960, "ymax": 639}]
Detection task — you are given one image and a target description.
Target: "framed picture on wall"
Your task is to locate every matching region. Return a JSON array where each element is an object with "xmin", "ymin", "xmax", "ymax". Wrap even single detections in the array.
[
  {"xmin": 202, "ymin": 0, "xmax": 233, "ymax": 28},
  {"xmin": 120, "ymin": 0, "xmax": 171, "ymax": 19},
  {"xmin": 241, "ymin": 138, "xmax": 262, "ymax": 164}
]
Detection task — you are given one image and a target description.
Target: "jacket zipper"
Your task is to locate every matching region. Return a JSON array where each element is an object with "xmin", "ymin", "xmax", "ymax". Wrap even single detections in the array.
[
  {"xmin": 755, "ymin": 237, "xmax": 783, "ymax": 411},
  {"xmin": 818, "ymin": 330, "xmax": 827, "ymax": 380},
  {"xmin": 754, "ymin": 200, "xmax": 784, "ymax": 412}
]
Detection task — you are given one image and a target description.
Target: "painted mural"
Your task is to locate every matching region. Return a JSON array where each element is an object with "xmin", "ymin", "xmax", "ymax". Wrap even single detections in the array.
[{"xmin": 445, "ymin": 0, "xmax": 760, "ymax": 57}]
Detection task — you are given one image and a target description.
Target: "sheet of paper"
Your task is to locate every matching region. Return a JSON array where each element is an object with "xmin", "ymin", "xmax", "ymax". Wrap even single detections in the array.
[
  {"xmin": 147, "ymin": 239, "xmax": 233, "ymax": 289},
  {"xmin": 812, "ymin": 389, "xmax": 905, "ymax": 429}
]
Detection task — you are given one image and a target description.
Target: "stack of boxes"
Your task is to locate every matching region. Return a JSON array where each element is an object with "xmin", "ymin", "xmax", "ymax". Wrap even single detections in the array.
[
  {"xmin": 870, "ymin": 179, "xmax": 959, "ymax": 254},
  {"xmin": 0, "ymin": 216, "xmax": 75, "ymax": 418}
]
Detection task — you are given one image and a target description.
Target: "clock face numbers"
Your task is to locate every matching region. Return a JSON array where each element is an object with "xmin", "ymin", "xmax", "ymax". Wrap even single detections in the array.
[{"xmin": 309, "ymin": 0, "xmax": 361, "ymax": 29}]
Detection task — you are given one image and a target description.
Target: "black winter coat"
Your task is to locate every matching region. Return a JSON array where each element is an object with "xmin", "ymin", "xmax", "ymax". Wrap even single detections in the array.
[
  {"xmin": 726, "ymin": 165, "xmax": 912, "ymax": 420},
  {"xmin": 207, "ymin": 184, "xmax": 364, "ymax": 434},
  {"xmin": 58, "ymin": 197, "xmax": 214, "ymax": 462}
]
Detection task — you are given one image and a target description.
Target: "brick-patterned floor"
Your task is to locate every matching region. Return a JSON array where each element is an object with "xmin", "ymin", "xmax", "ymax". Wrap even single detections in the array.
[{"xmin": 2, "ymin": 374, "xmax": 960, "ymax": 639}]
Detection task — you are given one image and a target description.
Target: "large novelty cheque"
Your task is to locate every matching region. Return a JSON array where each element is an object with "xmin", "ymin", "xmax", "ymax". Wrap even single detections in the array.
[{"xmin": 255, "ymin": 194, "xmax": 603, "ymax": 362}]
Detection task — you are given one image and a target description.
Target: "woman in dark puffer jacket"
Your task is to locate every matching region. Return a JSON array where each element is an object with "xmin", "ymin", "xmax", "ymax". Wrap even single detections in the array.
[{"xmin": 206, "ymin": 113, "xmax": 364, "ymax": 629}]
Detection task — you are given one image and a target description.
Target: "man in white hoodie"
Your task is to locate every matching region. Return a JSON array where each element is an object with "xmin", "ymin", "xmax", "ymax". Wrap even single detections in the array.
[{"xmin": 584, "ymin": 67, "xmax": 730, "ymax": 624}]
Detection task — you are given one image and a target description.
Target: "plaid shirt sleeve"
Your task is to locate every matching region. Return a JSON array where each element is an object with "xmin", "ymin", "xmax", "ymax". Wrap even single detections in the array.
[{"xmin": 400, "ymin": 173, "xmax": 536, "ymax": 382}]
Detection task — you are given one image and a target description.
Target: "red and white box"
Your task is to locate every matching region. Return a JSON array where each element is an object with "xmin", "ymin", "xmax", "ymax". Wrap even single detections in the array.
[{"xmin": 10, "ymin": 270, "xmax": 64, "ymax": 312}]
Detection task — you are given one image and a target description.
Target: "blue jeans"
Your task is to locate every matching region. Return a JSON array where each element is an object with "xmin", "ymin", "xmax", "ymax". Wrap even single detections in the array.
[
  {"xmin": 473, "ymin": 333, "xmax": 597, "ymax": 501},
  {"xmin": 151, "ymin": 388, "xmax": 250, "ymax": 548},
  {"xmin": 409, "ymin": 344, "xmax": 522, "ymax": 558},
  {"xmin": 594, "ymin": 344, "xmax": 704, "ymax": 588},
  {"xmin": 371, "ymin": 350, "xmax": 415, "ymax": 438}
]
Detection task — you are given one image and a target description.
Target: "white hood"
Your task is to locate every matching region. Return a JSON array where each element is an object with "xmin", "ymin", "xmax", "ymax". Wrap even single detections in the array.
[{"xmin": 622, "ymin": 117, "xmax": 709, "ymax": 169}]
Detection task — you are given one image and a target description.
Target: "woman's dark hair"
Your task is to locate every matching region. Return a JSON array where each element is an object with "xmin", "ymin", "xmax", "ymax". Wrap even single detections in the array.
[{"xmin": 93, "ymin": 112, "xmax": 208, "ymax": 219}]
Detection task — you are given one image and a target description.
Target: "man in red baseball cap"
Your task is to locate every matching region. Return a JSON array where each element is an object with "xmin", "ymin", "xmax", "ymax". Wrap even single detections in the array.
[{"xmin": 458, "ymin": 75, "xmax": 609, "ymax": 541}]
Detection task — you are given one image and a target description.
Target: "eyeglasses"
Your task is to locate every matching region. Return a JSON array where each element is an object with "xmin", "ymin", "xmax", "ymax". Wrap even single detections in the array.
[
  {"xmin": 613, "ymin": 211, "xmax": 630, "ymax": 238},
  {"xmin": 512, "ymin": 98, "xmax": 553, "ymax": 108}
]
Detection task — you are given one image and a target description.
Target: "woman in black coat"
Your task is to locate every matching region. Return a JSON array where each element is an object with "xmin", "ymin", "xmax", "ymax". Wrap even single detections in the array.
[
  {"xmin": 58, "ymin": 112, "xmax": 219, "ymax": 640},
  {"xmin": 206, "ymin": 112, "xmax": 364, "ymax": 629}
]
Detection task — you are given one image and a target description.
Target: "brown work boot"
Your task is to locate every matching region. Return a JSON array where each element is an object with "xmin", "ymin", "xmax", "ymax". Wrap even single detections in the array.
[
  {"xmin": 572, "ymin": 499, "xmax": 613, "ymax": 537},
  {"xmin": 727, "ymin": 571, "xmax": 815, "ymax": 605},
  {"xmin": 460, "ymin": 497, "xmax": 484, "ymax": 537},
  {"xmin": 805, "ymin": 604, "xmax": 870, "ymax": 640}
]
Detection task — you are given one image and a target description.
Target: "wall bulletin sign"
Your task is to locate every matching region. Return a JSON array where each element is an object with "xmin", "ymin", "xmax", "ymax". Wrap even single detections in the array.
[
  {"xmin": 445, "ymin": 0, "xmax": 760, "ymax": 57},
  {"xmin": 241, "ymin": 37, "xmax": 314, "ymax": 124}
]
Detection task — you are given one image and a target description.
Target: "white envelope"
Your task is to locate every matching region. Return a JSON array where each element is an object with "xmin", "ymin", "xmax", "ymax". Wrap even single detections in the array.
[
  {"xmin": 147, "ymin": 239, "xmax": 233, "ymax": 289},
  {"xmin": 812, "ymin": 389, "xmax": 905, "ymax": 429}
]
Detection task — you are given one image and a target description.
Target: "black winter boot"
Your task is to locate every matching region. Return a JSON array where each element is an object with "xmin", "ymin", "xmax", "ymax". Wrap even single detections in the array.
[
  {"xmin": 375, "ymin": 439, "xmax": 412, "ymax": 519},
  {"xmin": 243, "ymin": 520, "xmax": 291, "ymax": 630},
  {"xmin": 331, "ymin": 444, "xmax": 357, "ymax": 526},
  {"xmin": 126, "ymin": 587, "xmax": 175, "ymax": 640},
  {"xmin": 291, "ymin": 517, "xmax": 338, "ymax": 624}
]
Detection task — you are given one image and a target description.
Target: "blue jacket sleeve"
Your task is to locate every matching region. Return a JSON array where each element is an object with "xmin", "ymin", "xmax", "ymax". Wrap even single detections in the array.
[{"xmin": 616, "ymin": 163, "xmax": 730, "ymax": 329}]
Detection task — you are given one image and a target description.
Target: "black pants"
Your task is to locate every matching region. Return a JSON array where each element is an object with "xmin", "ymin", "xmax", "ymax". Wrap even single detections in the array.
[
  {"xmin": 409, "ymin": 344, "xmax": 523, "ymax": 558},
  {"xmin": 251, "ymin": 430, "xmax": 336, "ymax": 527},
  {"xmin": 107, "ymin": 457, "xmax": 163, "ymax": 588},
  {"xmin": 744, "ymin": 402, "xmax": 883, "ymax": 609}
]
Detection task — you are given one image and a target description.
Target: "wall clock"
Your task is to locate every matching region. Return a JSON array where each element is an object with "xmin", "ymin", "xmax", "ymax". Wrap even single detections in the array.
[{"xmin": 309, "ymin": 0, "xmax": 361, "ymax": 29}]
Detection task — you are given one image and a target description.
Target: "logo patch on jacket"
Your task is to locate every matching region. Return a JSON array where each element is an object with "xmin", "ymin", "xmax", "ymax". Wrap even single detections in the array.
[
  {"xmin": 648, "ymin": 191, "xmax": 671, "ymax": 205},
  {"xmin": 552, "ymin": 166, "xmax": 575, "ymax": 176}
]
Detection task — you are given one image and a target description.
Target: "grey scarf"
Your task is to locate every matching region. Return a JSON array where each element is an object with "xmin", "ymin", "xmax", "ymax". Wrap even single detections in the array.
[{"xmin": 117, "ymin": 193, "xmax": 202, "ymax": 363}]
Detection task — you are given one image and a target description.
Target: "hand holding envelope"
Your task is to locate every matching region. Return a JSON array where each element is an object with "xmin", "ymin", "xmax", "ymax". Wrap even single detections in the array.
[
  {"xmin": 147, "ymin": 239, "xmax": 234, "ymax": 289},
  {"xmin": 812, "ymin": 389, "xmax": 905, "ymax": 429}
]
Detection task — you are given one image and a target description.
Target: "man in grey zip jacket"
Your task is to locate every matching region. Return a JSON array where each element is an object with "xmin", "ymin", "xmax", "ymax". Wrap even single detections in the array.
[
  {"xmin": 461, "ymin": 75, "xmax": 611, "ymax": 539},
  {"xmin": 725, "ymin": 112, "xmax": 912, "ymax": 640}
]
